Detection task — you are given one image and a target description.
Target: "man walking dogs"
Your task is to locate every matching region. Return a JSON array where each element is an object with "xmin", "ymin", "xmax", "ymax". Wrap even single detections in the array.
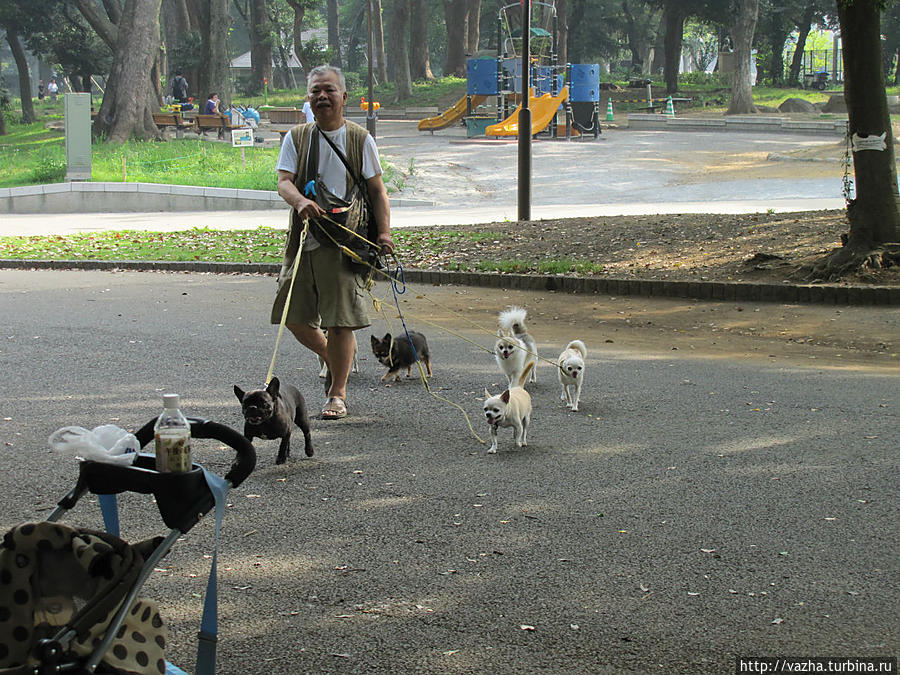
[{"xmin": 273, "ymin": 65, "xmax": 393, "ymax": 420}]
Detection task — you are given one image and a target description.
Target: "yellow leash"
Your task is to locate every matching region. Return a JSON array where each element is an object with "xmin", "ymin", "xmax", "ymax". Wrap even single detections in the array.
[{"xmin": 265, "ymin": 219, "xmax": 309, "ymax": 386}]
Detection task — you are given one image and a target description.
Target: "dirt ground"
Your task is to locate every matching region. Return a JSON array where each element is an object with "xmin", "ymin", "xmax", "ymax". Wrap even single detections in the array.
[
  {"xmin": 390, "ymin": 208, "xmax": 898, "ymax": 372},
  {"xmin": 396, "ymin": 209, "xmax": 898, "ymax": 286}
]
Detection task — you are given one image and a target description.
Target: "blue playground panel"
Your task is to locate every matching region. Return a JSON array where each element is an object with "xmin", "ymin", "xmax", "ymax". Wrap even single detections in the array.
[
  {"xmin": 533, "ymin": 67, "xmax": 564, "ymax": 96},
  {"xmin": 569, "ymin": 64, "xmax": 600, "ymax": 102},
  {"xmin": 501, "ymin": 58, "xmax": 522, "ymax": 93},
  {"xmin": 467, "ymin": 59, "xmax": 499, "ymax": 96}
]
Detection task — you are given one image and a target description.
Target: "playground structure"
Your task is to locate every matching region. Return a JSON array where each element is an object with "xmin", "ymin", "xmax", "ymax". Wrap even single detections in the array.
[{"xmin": 417, "ymin": 1, "xmax": 600, "ymax": 140}]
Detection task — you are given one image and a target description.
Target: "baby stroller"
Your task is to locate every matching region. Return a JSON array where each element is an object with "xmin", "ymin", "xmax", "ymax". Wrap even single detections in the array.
[{"xmin": 0, "ymin": 417, "xmax": 256, "ymax": 675}]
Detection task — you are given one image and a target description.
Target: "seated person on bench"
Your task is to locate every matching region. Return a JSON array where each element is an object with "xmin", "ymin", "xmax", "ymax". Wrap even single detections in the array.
[{"xmin": 203, "ymin": 93, "xmax": 227, "ymax": 138}]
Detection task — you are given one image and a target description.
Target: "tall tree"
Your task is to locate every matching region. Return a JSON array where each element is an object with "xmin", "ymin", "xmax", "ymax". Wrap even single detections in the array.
[
  {"xmin": 661, "ymin": 0, "xmax": 686, "ymax": 93},
  {"xmin": 387, "ymin": 0, "xmax": 411, "ymax": 100},
  {"xmin": 557, "ymin": 0, "xmax": 568, "ymax": 66},
  {"xmin": 82, "ymin": 0, "xmax": 163, "ymax": 141},
  {"xmin": 726, "ymin": 0, "xmax": 759, "ymax": 114},
  {"xmin": 373, "ymin": 0, "xmax": 387, "ymax": 83},
  {"xmin": 787, "ymin": 2, "xmax": 817, "ymax": 85},
  {"xmin": 755, "ymin": 0, "xmax": 791, "ymax": 84},
  {"xmin": 248, "ymin": 0, "xmax": 273, "ymax": 94},
  {"xmin": 621, "ymin": 0, "xmax": 661, "ymax": 74},
  {"xmin": 812, "ymin": 0, "xmax": 900, "ymax": 277},
  {"xmin": 443, "ymin": 0, "xmax": 467, "ymax": 76},
  {"xmin": 2, "ymin": 23, "xmax": 36, "ymax": 123},
  {"xmin": 409, "ymin": 0, "xmax": 433, "ymax": 80},
  {"xmin": 163, "ymin": 0, "xmax": 199, "ymax": 99},
  {"xmin": 466, "ymin": 0, "xmax": 482, "ymax": 54},
  {"xmin": 285, "ymin": 0, "xmax": 310, "ymax": 74},
  {"xmin": 327, "ymin": 0, "xmax": 341, "ymax": 67},
  {"xmin": 199, "ymin": 0, "xmax": 230, "ymax": 105}
]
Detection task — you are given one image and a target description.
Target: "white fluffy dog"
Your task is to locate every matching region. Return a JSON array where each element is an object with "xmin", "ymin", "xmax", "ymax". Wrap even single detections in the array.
[
  {"xmin": 494, "ymin": 306, "xmax": 537, "ymax": 386},
  {"xmin": 557, "ymin": 340, "xmax": 586, "ymax": 411}
]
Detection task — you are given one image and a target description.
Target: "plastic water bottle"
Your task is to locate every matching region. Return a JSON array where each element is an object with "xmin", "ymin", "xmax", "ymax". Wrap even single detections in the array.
[{"xmin": 154, "ymin": 394, "xmax": 191, "ymax": 472}]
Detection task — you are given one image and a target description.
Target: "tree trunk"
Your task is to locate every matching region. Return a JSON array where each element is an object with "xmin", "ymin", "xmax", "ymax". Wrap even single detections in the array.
[
  {"xmin": 388, "ymin": 0, "xmax": 412, "ymax": 100},
  {"xmin": 162, "ymin": 0, "xmax": 191, "ymax": 84},
  {"xmin": 557, "ymin": 0, "xmax": 568, "ymax": 66},
  {"xmin": 74, "ymin": 0, "xmax": 119, "ymax": 50},
  {"xmin": 327, "ymin": 0, "xmax": 342, "ymax": 68},
  {"xmin": 567, "ymin": 0, "xmax": 586, "ymax": 63},
  {"xmin": 765, "ymin": 28, "xmax": 789, "ymax": 86},
  {"xmin": 837, "ymin": 0, "xmax": 900, "ymax": 248},
  {"xmin": 92, "ymin": 0, "xmax": 162, "ymax": 142},
  {"xmin": 373, "ymin": 0, "xmax": 387, "ymax": 84},
  {"xmin": 466, "ymin": 0, "xmax": 481, "ymax": 54},
  {"xmin": 622, "ymin": 1, "xmax": 642, "ymax": 73},
  {"xmin": 726, "ymin": 0, "xmax": 759, "ymax": 115},
  {"xmin": 409, "ymin": 0, "xmax": 434, "ymax": 80},
  {"xmin": 443, "ymin": 0, "xmax": 467, "ymax": 76},
  {"xmin": 200, "ymin": 0, "xmax": 230, "ymax": 105},
  {"xmin": 249, "ymin": 0, "xmax": 273, "ymax": 94},
  {"xmin": 346, "ymin": 4, "xmax": 366, "ymax": 72},
  {"xmin": 286, "ymin": 0, "xmax": 310, "ymax": 75},
  {"xmin": 895, "ymin": 47, "xmax": 900, "ymax": 86},
  {"xmin": 788, "ymin": 8, "xmax": 813, "ymax": 86},
  {"xmin": 662, "ymin": 2, "xmax": 684, "ymax": 94},
  {"xmin": 100, "ymin": 0, "xmax": 123, "ymax": 25},
  {"xmin": 5, "ymin": 25, "xmax": 36, "ymax": 123}
]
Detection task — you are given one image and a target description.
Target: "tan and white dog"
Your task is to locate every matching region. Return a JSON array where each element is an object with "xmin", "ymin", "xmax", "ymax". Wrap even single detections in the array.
[
  {"xmin": 495, "ymin": 306, "xmax": 538, "ymax": 386},
  {"xmin": 483, "ymin": 362, "xmax": 534, "ymax": 454},
  {"xmin": 557, "ymin": 340, "xmax": 586, "ymax": 411}
]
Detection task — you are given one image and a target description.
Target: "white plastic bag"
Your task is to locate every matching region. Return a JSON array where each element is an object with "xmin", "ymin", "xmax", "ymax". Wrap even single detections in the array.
[{"xmin": 48, "ymin": 424, "xmax": 139, "ymax": 465}]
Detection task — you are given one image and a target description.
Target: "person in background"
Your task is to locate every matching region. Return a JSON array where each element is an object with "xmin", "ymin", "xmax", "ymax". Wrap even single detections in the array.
[
  {"xmin": 172, "ymin": 71, "xmax": 189, "ymax": 104},
  {"xmin": 38, "ymin": 80, "xmax": 45, "ymax": 102},
  {"xmin": 204, "ymin": 92, "xmax": 220, "ymax": 114},
  {"xmin": 301, "ymin": 99, "xmax": 314, "ymax": 123},
  {"xmin": 47, "ymin": 79, "xmax": 58, "ymax": 102},
  {"xmin": 204, "ymin": 93, "xmax": 227, "ymax": 139}
]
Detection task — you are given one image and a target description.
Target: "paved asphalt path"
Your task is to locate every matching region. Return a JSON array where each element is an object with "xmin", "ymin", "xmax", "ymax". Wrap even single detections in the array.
[{"xmin": 0, "ymin": 269, "xmax": 896, "ymax": 674}]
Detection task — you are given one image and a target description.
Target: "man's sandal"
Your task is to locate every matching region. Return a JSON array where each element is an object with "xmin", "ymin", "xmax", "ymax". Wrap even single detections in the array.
[{"xmin": 321, "ymin": 396, "xmax": 347, "ymax": 420}]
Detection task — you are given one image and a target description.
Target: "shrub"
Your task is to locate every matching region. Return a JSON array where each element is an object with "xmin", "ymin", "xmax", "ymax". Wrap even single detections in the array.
[{"xmin": 29, "ymin": 152, "xmax": 66, "ymax": 183}]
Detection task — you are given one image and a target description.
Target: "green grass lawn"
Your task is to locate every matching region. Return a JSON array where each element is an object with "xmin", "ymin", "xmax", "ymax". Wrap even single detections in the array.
[
  {"xmin": 0, "ymin": 227, "xmax": 605, "ymax": 275},
  {"xmin": 0, "ymin": 228, "xmax": 488, "ymax": 264}
]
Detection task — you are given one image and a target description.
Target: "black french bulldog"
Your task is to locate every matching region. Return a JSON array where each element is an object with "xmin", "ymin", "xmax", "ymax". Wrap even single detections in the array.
[
  {"xmin": 370, "ymin": 331, "xmax": 433, "ymax": 382},
  {"xmin": 233, "ymin": 377, "xmax": 313, "ymax": 464}
]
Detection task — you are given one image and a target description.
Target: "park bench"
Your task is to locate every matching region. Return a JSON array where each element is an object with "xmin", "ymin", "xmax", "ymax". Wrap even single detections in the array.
[
  {"xmin": 194, "ymin": 114, "xmax": 243, "ymax": 135},
  {"xmin": 152, "ymin": 112, "xmax": 191, "ymax": 130}
]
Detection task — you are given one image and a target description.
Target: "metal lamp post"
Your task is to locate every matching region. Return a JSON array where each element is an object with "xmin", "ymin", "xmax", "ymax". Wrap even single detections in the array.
[
  {"xmin": 367, "ymin": 0, "xmax": 377, "ymax": 138},
  {"xmin": 518, "ymin": 0, "xmax": 532, "ymax": 222}
]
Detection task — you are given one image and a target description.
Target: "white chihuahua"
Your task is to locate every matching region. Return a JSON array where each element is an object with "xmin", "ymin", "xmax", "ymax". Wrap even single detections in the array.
[
  {"xmin": 495, "ymin": 306, "xmax": 537, "ymax": 386},
  {"xmin": 483, "ymin": 362, "xmax": 535, "ymax": 454},
  {"xmin": 557, "ymin": 340, "xmax": 586, "ymax": 411}
]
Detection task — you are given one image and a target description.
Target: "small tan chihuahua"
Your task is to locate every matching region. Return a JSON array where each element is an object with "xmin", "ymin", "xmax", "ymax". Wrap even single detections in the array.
[{"xmin": 482, "ymin": 362, "xmax": 535, "ymax": 454}]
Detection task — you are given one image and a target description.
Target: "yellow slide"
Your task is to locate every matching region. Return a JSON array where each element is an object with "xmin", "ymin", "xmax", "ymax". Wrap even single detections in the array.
[
  {"xmin": 417, "ymin": 94, "xmax": 488, "ymax": 131},
  {"xmin": 485, "ymin": 87, "xmax": 569, "ymax": 137}
]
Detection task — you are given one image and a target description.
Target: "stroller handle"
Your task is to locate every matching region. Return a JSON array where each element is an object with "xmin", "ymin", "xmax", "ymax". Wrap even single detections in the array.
[{"xmin": 135, "ymin": 417, "xmax": 256, "ymax": 488}]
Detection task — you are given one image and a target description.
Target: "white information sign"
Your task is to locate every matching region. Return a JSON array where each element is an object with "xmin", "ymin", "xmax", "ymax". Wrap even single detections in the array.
[
  {"xmin": 231, "ymin": 128, "xmax": 254, "ymax": 147},
  {"xmin": 851, "ymin": 132, "xmax": 887, "ymax": 152}
]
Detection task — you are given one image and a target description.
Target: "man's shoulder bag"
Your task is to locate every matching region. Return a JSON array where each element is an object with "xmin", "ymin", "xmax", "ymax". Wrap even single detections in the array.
[{"xmin": 300, "ymin": 124, "xmax": 381, "ymax": 275}]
